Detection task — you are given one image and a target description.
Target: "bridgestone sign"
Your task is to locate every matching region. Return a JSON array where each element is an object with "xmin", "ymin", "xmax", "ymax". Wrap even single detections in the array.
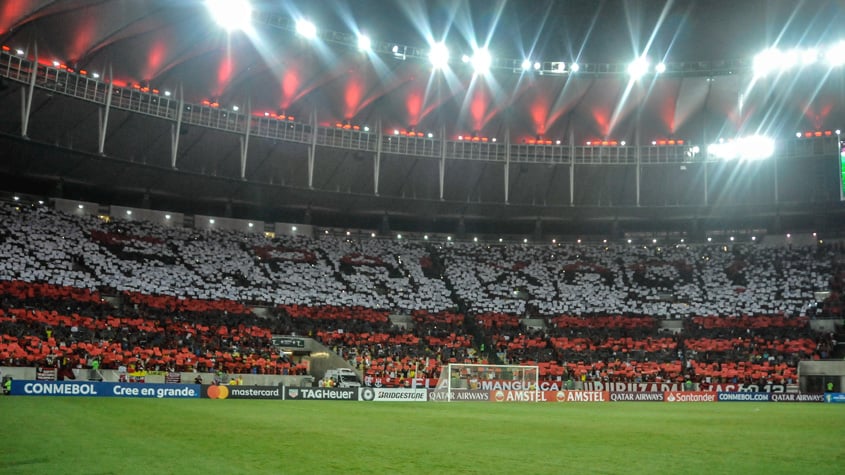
[{"xmin": 359, "ymin": 388, "xmax": 427, "ymax": 402}]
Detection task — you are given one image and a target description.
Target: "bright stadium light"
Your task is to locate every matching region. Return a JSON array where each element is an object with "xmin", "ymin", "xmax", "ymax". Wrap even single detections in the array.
[
  {"xmin": 521, "ymin": 59, "xmax": 532, "ymax": 70},
  {"xmin": 826, "ymin": 41, "xmax": 845, "ymax": 66},
  {"xmin": 753, "ymin": 48, "xmax": 781, "ymax": 76},
  {"xmin": 357, "ymin": 34, "xmax": 372, "ymax": 51},
  {"xmin": 429, "ymin": 42, "xmax": 450, "ymax": 69},
  {"xmin": 707, "ymin": 135, "xmax": 775, "ymax": 160},
  {"xmin": 655, "ymin": 62, "xmax": 666, "ymax": 74},
  {"xmin": 471, "ymin": 47, "xmax": 492, "ymax": 74},
  {"xmin": 628, "ymin": 57, "xmax": 649, "ymax": 79},
  {"xmin": 569, "ymin": 62, "xmax": 579, "ymax": 72},
  {"xmin": 296, "ymin": 19, "xmax": 317, "ymax": 39},
  {"xmin": 206, "ymin": 0, "xmax": 253, "ymax": 32},
  {"xmin": 782, "ymin": 49, "xmax": 799, "ymax": 69},
  {"xmin": 801, "ymin": 48, "xmax": 819, "ymax": 65}
]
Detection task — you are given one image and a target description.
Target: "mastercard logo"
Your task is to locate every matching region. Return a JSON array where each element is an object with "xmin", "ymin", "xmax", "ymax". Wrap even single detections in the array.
[{"xmin": 206, "ymin": 385, "xmax": 230, "ymax": 399}]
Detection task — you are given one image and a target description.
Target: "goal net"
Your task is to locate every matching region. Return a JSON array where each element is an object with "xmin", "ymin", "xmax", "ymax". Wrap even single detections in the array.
[{"xmin": 431, "ymin": 363, "xmax": 539, "ymax": 401}]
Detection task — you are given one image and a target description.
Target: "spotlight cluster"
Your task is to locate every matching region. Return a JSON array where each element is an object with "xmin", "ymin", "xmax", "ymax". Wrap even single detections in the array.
[
  {"xmin": 707, "ymin": 135, "xmax": 775, "ymax": 160},
  {"xmin": 753, "ymin": 42, "xmax": 845, "ymax": 77}
]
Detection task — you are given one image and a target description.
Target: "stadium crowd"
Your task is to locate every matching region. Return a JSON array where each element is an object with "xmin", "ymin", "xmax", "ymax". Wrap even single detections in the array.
[{"xmin": 0, "ymin": 202, "xmax": 842, "ymax": 386}]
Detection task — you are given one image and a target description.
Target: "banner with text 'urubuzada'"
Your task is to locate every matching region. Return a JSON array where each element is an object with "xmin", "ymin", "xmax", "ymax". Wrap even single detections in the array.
[{"xmin": 10, "ymin": 380, "xmax": 199, "ymax": 398}]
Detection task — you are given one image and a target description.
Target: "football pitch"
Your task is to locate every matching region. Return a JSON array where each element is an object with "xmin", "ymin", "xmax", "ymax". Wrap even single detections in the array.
[{"xmin": 0, "ymin": 397, "xmax": 843, "ymax": 474}]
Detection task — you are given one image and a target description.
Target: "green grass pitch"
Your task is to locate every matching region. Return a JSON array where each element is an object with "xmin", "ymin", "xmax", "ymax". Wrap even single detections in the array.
[{"xmin": 0, "ymin": 397, "xmax": 843, "ymax": 474}]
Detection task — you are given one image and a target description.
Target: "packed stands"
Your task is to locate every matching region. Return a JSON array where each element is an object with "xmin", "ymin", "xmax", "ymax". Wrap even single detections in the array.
[{"xmin": 0, "ymin": 202, "xmax": 841, "ymax": 386}]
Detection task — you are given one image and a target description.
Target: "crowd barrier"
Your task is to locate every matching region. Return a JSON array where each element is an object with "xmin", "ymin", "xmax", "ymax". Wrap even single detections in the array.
[{"xmin": 9, "ymin": 380, "xmax": 839, "ymax": 403}]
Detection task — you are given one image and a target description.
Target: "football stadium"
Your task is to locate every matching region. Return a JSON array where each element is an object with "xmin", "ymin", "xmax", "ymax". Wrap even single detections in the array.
[{"xmin": 1, "ymin": 0, "xmax": 845, "ymax": 473}]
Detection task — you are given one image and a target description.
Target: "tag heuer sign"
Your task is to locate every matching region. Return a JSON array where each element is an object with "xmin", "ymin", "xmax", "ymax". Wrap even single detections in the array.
[
  {"xmin": 288, "ymin": 389, "xmax": 299, "ymax": 399},
  {"xmin": 272, "ymin": 336, "xmax": 305, "ymax": 348}
]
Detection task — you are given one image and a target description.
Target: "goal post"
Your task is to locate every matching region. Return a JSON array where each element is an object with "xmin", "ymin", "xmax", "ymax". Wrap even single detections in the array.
[{"xmin": 432, "ymin": 363, "xmax": 539, "ymax": 401}]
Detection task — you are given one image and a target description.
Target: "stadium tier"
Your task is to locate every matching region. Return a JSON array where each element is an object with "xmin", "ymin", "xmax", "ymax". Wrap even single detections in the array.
[{"xmin": 0, "ymin": 201, "xmax": 841, "ymax": 387}]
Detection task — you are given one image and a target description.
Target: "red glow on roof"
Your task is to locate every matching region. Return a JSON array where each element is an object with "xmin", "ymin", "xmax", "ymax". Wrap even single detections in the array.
[
  {"xmin": 144, "ymin": 40, "xmax": 167, "ymax": 81},
  {"xmin": 406, "ymin": 91, "xmax": 422, "ymax": 126},
  {"xmin": 215, "ymin": 56, "xmax": 233, "ymax": 96},
  {"xmin": 0, "ymin": 1, "xmax": 28, "ymax": 34},
  {"xmin": 70, "ymin": 14, "xmax": 96, "ymax": 61},
  {"xmin": 469, "ymin": 88, "xmax": 489, "ymax": 131},
  {"xmin": 280, "ymin": 70, "xmax": 300, "ymax": 109},
  {"xmin": 344, "ymin": 78, "xmax": 363, "ymax": 118},
  {"xmin": 591, "ymin": 109, "xmax": 610, "ymax": 136},
  {"xmin": 530, "ymin": 99, "xmax": 548, "ymax": 136}
]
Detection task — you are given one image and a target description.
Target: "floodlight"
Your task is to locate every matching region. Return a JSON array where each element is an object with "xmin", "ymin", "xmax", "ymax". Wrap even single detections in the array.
[
  {"xmin": 521, "ymin": 59, "xmax": 531, "ymax": 70},
  {"xmin": 15, "ymin": 49, "xmax": 24, "ymax": 55},
  {"xmin": 92, "ymin": 72, "xmax": 100, "ymax": 78},
  {"xmin": 569, "ymin": 63, "xmax": 579, "ymax": 72},
  {"xmin": 628, "ymin": 57, "xmax": 649, "ymax": 79},
  {"xmin": 836, "ymin": 129, "xmax": 841, "ymax": 135},
  {"xmin": 796, "ymin": 132, "xmax": 802, "ymax": 138},
  {"xmin": 357, "ymin": 35, "xmax": 371, "ymax": 51},
  {"xmin": 782, "ymin": 49, "xmax": 799, "ymax": 69},
  {"xmin": 232, "ymin": 105, "xmax": 239, "ymax": 111},
  {"xmin": 826, "ymin": 41, "xmax": 845, "ymax": 66},
  {"xmin": 801, "ymin": 48, "xmax": 819, "ymax": 65},
  {"xmin": 296, "ymin": 19, "xmax": 317, "ymax": 39},
  {"xmin": 708, "ymin": 135, "xmax": 774, "ymax": 160},
  {"xmin": 164, "ymin": 90, "xmax": 171, "ymax": 97},
  {"xmin": 206, "ymin": 0, "xmax": 252, "ymax": 32},
  {"xmin": 753, "ymin": 48, "xmax": 781, "ymax": 77},
  {"xmin": 461, "ymin": 54, "xmax": 470, "ymax": 63},
  {"xmin": 471, "ymin": 47, "xmax": 492, "ymax": 73},
  {"xmin": 655, "ymin": 62, "xmax": 666, "ymax": 74},
  {"xmin": 429, "ymin": 42, "xmax": 449, "ymax": 69},
  {"xmin": 533, "ymin": 62, "xmax": 541, "ymax": 70}
]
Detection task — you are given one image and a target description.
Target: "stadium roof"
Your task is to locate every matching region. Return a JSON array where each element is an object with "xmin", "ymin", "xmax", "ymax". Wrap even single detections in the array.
[{"xmin": 0, "ymin": 0, "xmax": 844, "ymax": 236}]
